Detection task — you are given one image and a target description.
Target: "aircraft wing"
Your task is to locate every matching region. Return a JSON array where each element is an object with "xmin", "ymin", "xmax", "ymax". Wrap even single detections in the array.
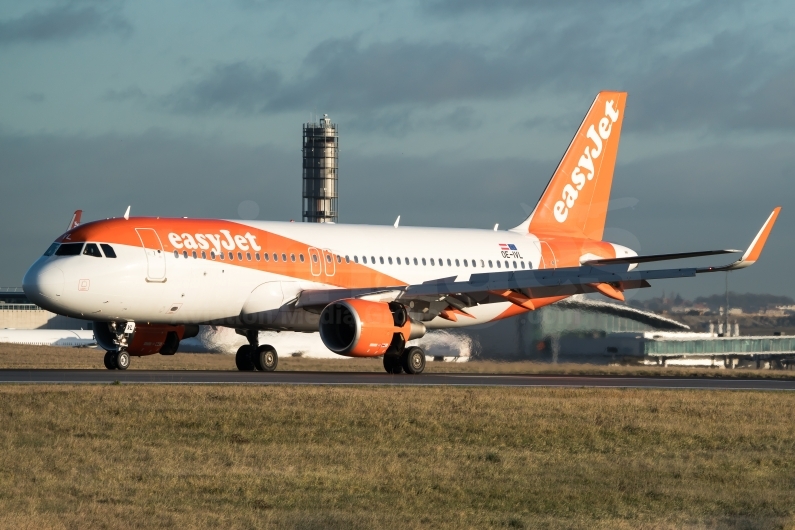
[{"xmin": 296, "ymin": 207, "xmax": 780, "ymax": 310}]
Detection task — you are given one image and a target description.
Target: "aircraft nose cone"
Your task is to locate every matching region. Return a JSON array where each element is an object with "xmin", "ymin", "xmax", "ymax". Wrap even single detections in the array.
[{"xmin": 23, "ymin": 262, "xmax": 64, "ymax": 306}]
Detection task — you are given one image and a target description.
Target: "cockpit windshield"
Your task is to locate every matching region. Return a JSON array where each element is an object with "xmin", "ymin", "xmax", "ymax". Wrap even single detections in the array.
[
  {"xmin": 100, "ymin": 244, "xmax": 117, "ymax": 258},
  {"xmin": 55, "ymin": 243, "xmax": 83, "ymax": 256},
  {"xmin": 83, "ymin": 243, "xmax": 102, "ymax": 258},
  {"xmin": 43, "ymin": 243, "xmax": 59, "ymax": 256}
]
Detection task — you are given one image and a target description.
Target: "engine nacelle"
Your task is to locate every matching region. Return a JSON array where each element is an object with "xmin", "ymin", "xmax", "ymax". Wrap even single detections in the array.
[
  {"xmin": 93, "ymin": 322, "xmax": 199, "ymax": 356},
  {"xmin": 319, "ymin": 299, "xmax": 425, "ymax": 357}
]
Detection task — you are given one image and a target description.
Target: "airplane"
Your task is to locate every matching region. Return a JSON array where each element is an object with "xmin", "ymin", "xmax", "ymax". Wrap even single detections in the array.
[
  {"xmin": 21, "ymin": 91, "xmax": 781, "ymax": 373},
  {"xmin": 0, "ymin": 329, "xmax": 96, "ymax": 348}
]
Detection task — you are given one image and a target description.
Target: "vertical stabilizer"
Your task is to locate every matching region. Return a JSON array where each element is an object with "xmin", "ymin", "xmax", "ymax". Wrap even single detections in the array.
[{"xmin": 512, "ymin": 91, "xmax": 627, "ymax": 240}]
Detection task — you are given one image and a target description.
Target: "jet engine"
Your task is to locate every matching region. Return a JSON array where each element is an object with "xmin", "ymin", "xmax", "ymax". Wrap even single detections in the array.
[
  {"xmin": 93, "ymin": 322, "xmax": 199, "ymax": 356},
  {"xmin": 319, "ymin": 299, "xmax": 425, "ymax": 357}
]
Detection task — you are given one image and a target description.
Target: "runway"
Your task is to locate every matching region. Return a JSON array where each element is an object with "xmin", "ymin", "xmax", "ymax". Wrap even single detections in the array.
[{"xmin": 1, "ymin": 369, "xmax": 794, "ymax": 390}]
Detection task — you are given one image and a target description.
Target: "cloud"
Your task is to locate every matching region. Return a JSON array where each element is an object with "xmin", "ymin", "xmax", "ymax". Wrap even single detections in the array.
[
  {"xmin": 0, "ymin": 2, "xmax": 131, "ymax": 45},
  {"xmin": 161, "ymin": 38, "xmax": 557, "ymax": 116},
  {"xmin": 101, "ymin": 85, "xmax": 146, "ymax": 103},
  {"xmin": 162, "ymin": 62, "xmax": 282, "ymax": 114}
]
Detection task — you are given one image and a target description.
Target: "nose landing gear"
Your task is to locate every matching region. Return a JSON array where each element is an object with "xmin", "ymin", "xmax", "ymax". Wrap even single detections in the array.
[{"xmin": 103, "ymin": 350, "xmax": 130, "ymax": 370}]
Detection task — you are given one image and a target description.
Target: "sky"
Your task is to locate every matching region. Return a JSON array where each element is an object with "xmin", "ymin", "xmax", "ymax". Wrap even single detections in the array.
[{"xmin": 1, "ymin": 0, "xmax": 793, "ymax": 300}]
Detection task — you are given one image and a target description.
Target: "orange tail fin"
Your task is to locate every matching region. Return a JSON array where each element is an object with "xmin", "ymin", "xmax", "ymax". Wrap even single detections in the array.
[{"xmin": 512, "ymin": 91, "xmax": 627, "ymax": 240}]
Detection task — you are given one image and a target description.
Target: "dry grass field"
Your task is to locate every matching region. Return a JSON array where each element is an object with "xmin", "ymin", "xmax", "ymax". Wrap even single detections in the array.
[
  {"xmin": 1, "ymin": 342, "xmax": 794, "ymax": 379},
  {"xmin": 1, "ymin": 385, "xmax": 794, "ymax": 529}
]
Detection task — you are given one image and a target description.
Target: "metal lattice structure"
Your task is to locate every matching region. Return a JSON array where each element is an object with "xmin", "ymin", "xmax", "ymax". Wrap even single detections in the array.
[{"xmin": 302, "ymin": 114, "xmax": 338, "ymax": 223}]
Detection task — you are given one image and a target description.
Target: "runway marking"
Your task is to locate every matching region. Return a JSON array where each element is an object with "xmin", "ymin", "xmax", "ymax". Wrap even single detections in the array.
[{"xmin": 0, "ymin": 370, "xmax": 794, "ymax": 390}]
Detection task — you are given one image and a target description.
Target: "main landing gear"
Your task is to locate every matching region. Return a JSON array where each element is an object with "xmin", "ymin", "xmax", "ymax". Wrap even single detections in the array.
[
  {"xmin": 383, "ymin": 346, "xmax": 426, "ymax": 375},
  {"xmin": 103, "ymin": 350, "xmax": 130, "ymax": 370},
  {"xmin": 235, "ymin": 329, "xmax": 278, "ymax": 372}
]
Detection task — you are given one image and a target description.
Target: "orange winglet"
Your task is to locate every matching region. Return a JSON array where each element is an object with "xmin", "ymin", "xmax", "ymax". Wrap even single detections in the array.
[
  {"xmin": 590, "ymin": 282, "xmax": 625, "ymax": 302},
  {"xmin": 490, "ymin": 290, "xmax": 536, "ymax": 310},
  {"xmin": 736, "ymin": 207, "xmax": 781, "ymax": 267}
]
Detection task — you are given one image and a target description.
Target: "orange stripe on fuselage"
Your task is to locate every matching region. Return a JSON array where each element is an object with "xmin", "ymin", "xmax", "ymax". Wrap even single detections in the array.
[{"xmin": 59, "ymin": 217, "xmax": 406, "ymax": 289}]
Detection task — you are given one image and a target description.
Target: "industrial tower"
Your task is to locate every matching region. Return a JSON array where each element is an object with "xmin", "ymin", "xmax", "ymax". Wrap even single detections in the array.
[{"xmin": 302, "ymin": 114, "xmax": 338, "ymax": 223}]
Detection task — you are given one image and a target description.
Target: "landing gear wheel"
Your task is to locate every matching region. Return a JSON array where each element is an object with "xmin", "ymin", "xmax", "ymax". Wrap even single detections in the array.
[
  {"xmin": 383, "ymin": 353, "xmax": 404, "ymax": 374},
  {"xmin": 115, "ymin": 351, "xmax": 130, "ymax": 371},
  {"xmin": 401, "ymin": 347, "xmax": 426, "ymax": 375},
  {"xmin": 103, "ymin": 350, "xmax": 117, "ymax": 370},
  {"xmin": 235, "ymin": 345, "xmax": 256, "ymax": 371},
  {"xmin": 252, "ymin": 345, "xmax": 278, "ymax": 372}
]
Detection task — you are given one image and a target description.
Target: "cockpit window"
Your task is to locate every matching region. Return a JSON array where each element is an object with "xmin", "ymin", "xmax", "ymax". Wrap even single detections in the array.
[
  {"xmin": 100, "ymin": 244, "xmax": 117, "ymax": 258},
  {"xmin": 83, "ymin": 243, "xmax": 102, "ymax": 258},
  {"xmin": 55, "ymin": 243, "xmax": 83, "ymax": 256},
  {"xmin": 43, "ymin": 243, "xmax": 59, "ymax": 256}
]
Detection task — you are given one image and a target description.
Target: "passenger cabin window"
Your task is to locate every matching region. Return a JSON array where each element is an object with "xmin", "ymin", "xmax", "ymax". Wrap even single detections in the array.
[
  {"xmin": 282, "ymin": 253, "xmax": 287, "ymax": 262},
  {"xmin": 455, "ymin": 259, "xmax": 460, "ymax": 267},
  {"xmin": 100, "ymin": 244, "xmax": 116, "ymax": 258},
  {"xmin": 211, "ymin": 251, "xmax": 216, "ymax": 260},
  {"xmin": 336, "ymin": 255, "xmax": 341, "ymax": 263},
  {"xmin": 247, "ymin": 252, "xmax": 252, "ymax": 261},
  {"xmin": 183, "ymin": 251, "xmax": 189, "ymax": 259},
  {"xmin": 362, "ymin": 256, "xmax": 367, "ymax": 264},
  {"xmin": 446, "ymin": 259, "xmax": 451, "ymax": 266},
  {"xmin": 274, "ymin": 254, "xmax": 279, "ymax": 262},
  {"xmin": 463, "ymin": 259, "xmax": 468, "ymax": 267},
  {"xmin": 193, "ymin": 251, "xmax": 198, "ymax": 259},
  {"xmin": 83, "ymin": 243, "xmax": 102, "ymax": 258},
  {"xmin": 496, "ymin": 261, "xmax": 501, "ymax": 268},
  {"xmin": 422, "ymin": 258, "xmax": 427, "ymax": 266},
  {"xmin": 55, "ymin": 243, "xmax": 83, "ymax": 256},
  {"xmin": 202, "ymin": 251, "xmax": 207, "ymax": 259},
  {"xmin": 413, "ymin": 258, "xmax": 418, "ymax": 265},
  {"xmin": 345, "ymin": 256, "xmax": 350, "ymax": 263},
  {"xmin": 300, "ymin": 254, "xmax": 305, "ymax": 262},
  {"xmin": 430, "ymin": 258, "xmax": 434, "ymax": 266},
  {"xmin": 354, "ymin": 256, "xmax": 359, "ymax": 263},
  {"xmin": 396, "ymin": 257, "xmax": 401, "ymax": 265},
  {"xmin": 488, "ymin": 260, "xmax": 493, "ymax": 267},
  {"xmin": 228, "ymin": 252, "xmax": 234, "ymax": 261},
  {"xmin": 174, "ymin": 250, "xmax": 179, "ymax": 258},
  {"xmin": 263, "ymin": 253, "xmax": 269, "ymax": 261},
  {"xmin": 388, "ymin": 257, "xmax": 393, "ymax": 265},
  {"xmin": 329, "ymin": 255, "xmax": 335, "ymax": 263},
  {"xmin": 43, "ymin": 243, "xmax": 59, "ymax": 256},
  {"xmin": 291, "ymin": 254, "xmax": 296, "ymax": 262}
]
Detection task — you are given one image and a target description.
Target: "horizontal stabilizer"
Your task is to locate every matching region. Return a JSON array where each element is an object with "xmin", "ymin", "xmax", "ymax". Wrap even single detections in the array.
[{"xmin": 585, "ymin": 249, "xmax": 740, "ymax": 266}]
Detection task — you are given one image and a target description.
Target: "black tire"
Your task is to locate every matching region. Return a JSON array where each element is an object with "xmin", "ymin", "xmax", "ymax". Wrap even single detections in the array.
[
  {"xmin": 401, "ymin": 347, "xmax": 426, "ymax": 375},
  {"xmin": 116, "ymin": 351, "xmax": 130, "ymax": 371},
  {"xmin": 235, "ymin": 345, "xmax": 255, "ymax": 371},
  {"xmin": 103, "ymin": 350, "xmax": 117, "ymax": 370},
  {"xmin": 252, "ymin": 345, "xmax": 278, "ymax": 372},
  {"xmin": 383, "ymin": 353, "xmax": 403, "ymax": 374},
  {"xmin": 159, "ymin": 332, "xmax": 179, "ymax": 355}
]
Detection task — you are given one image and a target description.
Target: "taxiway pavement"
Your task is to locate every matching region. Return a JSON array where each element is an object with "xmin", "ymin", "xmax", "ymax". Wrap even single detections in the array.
[{"xmin": 0, "ymin": 370, "xmax": 794, "ymax": 390}]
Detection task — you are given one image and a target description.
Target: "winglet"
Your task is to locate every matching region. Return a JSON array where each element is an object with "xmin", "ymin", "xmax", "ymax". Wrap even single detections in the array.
[
  {"xmin": 67, "ymin": 210, "xmax": 82, "ymax": 231},
  {"xmin": 732, "ymin": 207, "xmax": 781, "ymax": 269},
  {"xmin": 699, "ymin": 207, "xmax": 781, "ymax": 272}
]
